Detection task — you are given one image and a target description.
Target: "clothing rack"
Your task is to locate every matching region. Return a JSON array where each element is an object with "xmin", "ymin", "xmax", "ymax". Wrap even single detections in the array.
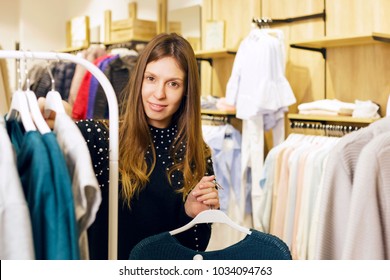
[
  {"xmin": 104, "ymin": 40, "xmax": 147, "ymax": 52},
  {"xmin": 201, "ymin": 114, "xmax": 230, "ymax": 125},
  {"xmin": 0, "ymin": 50, "xmax": 119, "ymax": 260},
  {"xmin": 290, "ymin": 120, "xmax": 363, "ymax": 137},
  {"xmin": 252, "ymin": 10, "xmax": 326, "ymax": 27}
]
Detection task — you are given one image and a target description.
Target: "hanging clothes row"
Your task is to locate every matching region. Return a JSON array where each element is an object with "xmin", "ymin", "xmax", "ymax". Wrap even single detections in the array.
[
  {"xmin": 315, "ymin": 116, "xmax": 390, "ymax": 260},
  {"xmin": 258, "ymin": 116, "xmax": 390, "ymax": 260},
  {"xmin": 255, "ymin": 132, "xmax": 340, "ymax": 260},
  {"xmin": 201, "ymin": 119, "xmax": 255, "ymax": 251},
  {"xmin": 0, "ymin": 50, "xmax": 119, "ymax": 260},
  {"xmin": 24, "ymin": 45, "xmax": 138, "ymax": 121},
  {"xmin": 71, "ymin": 46, "xmax": 138, "ymax": 120}
]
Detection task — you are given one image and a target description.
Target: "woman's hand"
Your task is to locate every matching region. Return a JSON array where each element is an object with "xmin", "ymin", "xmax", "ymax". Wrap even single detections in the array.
[
  {"xmin": 37, "ymin": 97, "xmax": 73, "ymax": 129},
  {"xmin": 184, "ymin": 175, "xmax": 220, "ymax": 218}
]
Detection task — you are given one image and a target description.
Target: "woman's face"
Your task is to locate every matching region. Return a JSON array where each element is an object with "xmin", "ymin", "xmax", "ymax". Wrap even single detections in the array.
[{"xmin": 142, "ymin": 57, "xmax": 186, "ymax": 128}]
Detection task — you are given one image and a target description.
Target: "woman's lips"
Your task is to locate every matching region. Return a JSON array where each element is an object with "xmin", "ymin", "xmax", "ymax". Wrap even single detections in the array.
[{"xmin": 149, "ymin": 102, "xmax": 167, "ymax": 112}]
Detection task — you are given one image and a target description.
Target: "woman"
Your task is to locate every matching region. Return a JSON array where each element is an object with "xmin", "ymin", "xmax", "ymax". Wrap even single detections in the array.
[{"xmin": 74, "ymin": 33, "xmax": 220, "ymax": 259}]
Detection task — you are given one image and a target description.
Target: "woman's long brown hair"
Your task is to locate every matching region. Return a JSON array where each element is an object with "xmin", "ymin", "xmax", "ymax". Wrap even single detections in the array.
[{"xmin": 119, "ymin": 33, "xmax": 211, "ymax": 207}]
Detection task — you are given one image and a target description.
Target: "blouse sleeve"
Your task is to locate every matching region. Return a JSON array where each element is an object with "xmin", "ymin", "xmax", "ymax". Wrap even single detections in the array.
[
  {"xmin": 75, "ymin": 119, "xmax": 110, "ymax": 189},
  {"xmin": 76, "ymin": 119, "xmax": 110, "ymax": 259}
]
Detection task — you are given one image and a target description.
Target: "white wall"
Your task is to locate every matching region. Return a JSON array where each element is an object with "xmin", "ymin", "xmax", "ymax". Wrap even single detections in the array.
[
  {"xmin": 0, "ymin": 0, "xmax": 200, "ymax": 92},
  {"xmin": 0, "ymin": 0, "xmax": 21, "ymax": 90}
]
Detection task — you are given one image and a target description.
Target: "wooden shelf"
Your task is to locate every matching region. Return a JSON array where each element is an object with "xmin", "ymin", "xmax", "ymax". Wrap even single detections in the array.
[
  {"xmin": 290, "ymin": 32, "xmax": 390, "ymax": 49},
  {"xmin": 201, "ymin": 108, "xmax": 236, "ymax": 116},
  {"xmin": 287, "ymin": 113, "xmax": 379, "ymax": 124},
  {"xmin": 195, "ymin": 49, "xmax": 236, "ymax": 59},
  {"xmin": 58, "ymin": 46, "xmax": 88, "ymax": 53}
]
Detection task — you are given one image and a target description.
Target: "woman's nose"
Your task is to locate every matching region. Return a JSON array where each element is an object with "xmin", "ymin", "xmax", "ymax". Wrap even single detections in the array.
[{"xmin": 153, "ymin": 83, "xmax": 166, "ymax": 99}]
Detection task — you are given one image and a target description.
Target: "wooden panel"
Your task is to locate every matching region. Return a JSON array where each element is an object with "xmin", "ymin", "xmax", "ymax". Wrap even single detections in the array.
[
  {"xmin": 262, "ymin": 0, "xmax": 325, "ymax": 115},
  {"xmin": 200, "ymin": 0, "xmax": 213, "ymax": 97},
  {"xmin": 326, "ymin": 44, "xmax": 390, "ymax": 117},
  {"xmin": 326, "ymin": 0, "xmax": 373, "ymax": 36},
  {"xmin": 288, "ymin": 113, "xmax": 378, "ymax": 124},
  {"xmin": 157, "ymin": 0, "xmax": 168, "ymax": 34},
  {"xmin": 211, "ymin": 56, "xmax": 235, "ymax": 98},
  {"xmin": 195, "ymin": 49, "xmax": 236, "ymax": 59},
  {"xmin": 373, "ymin": 0, "xmax": 390, "ymax": 33},
  {"xmin": 210, "ymin": 0, "xmax": 261, "ymax": 49},
  {"xmin": 262, "ymin": 0, "xmax": 324, "ymax": 18},
  {"xmin": 258, "ymin": 0, "xmax": 326, "ymax": 146},
  {"xmin": 290, "ymin": 33, "xmax": 390, "ymax": 49},
  {"xmin": 323, "ymin": 0, "xmax": 390, "ymax": 115},
  {"xmin": 200, "ymin": 0, "xmax": 261, "ymax": 98},
  {"xmin": 104, "ymin": 10, "xmax": 111, "ymax": 43}
]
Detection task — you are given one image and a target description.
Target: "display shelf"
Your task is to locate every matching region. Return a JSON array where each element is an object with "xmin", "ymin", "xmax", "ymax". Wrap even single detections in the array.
[
  {"xmin": 290, "ymin": 32, "xmax": 390, "ymax": 58},
  {"xmin": 290, "ymin": 32, "xmax": 390, "ymax": 49},
  {"xmin": 287, "ymin": 113, "xmax": 379, "ymax": 124},
  {"xmin": 57, "ymin": 46, "xmax": 88, "ymax": 53},
  {"xmin": 201, "ymin": 108, "xmax": 236, "ymax": 116},
  {"xmin": 195, "ymin": 49, "xmax": 236, "ymax": 59}
]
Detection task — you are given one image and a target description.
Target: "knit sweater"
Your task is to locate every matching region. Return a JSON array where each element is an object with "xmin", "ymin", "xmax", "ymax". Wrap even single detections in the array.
[
  {"xmin": 76, "ymin": 119, "xmax": 214, "ymax": 260},
  {"xmin": 129, "ymin": 229, "xmax": 292, "ymax": 260}
]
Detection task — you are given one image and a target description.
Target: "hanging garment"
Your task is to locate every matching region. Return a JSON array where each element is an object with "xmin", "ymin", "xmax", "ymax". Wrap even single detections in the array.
[
  {"xmin": 92, "ymin": 54, "xmax": 138, "ymax": 118},
  {"xmin": 34, "ymin": 61, "xmax": 76, "ymax": 101},
  {"xmin": 315, "ymin": 117, "xmax": 390, "ymax": 260},
  {"xmin": 86, "ymin": 55, "xmax": 117, "ymax": 118},
  {"xmin": 224, "ymin": 28, "xmax": 296, "ymax": 230},
  {"xmin": 293, "ymin": 137, "xmax": 338, "ymax": 260},
  {"xmin": 0, "ymin": 117, "xmax": 35, "ymax": 259},
  {"xmin": 129, "ymin": 229, "xmax": 292, "ymax": 260},
  {"xmin": 53, "ymin": 113, "xmax": 101, "ymax": 259},
  {"xmin": 72, "ymin": 55, "xmax": 111, "ymax": 120},
  {"xmin": 225, "ymin": 28, "xmax": 296, "ymax": 121},
  {"xmin": 6, "ymin": 119, "xmax": 79, "ymax": 259},
  {"xmin": 342, "ymin": 131, "xmax": 390, "ymax": 259},
  {"xmin": 202, "ymin": 123, "xmax": 252, "ymax": 251},
  {"xmin": 68, "ymin": 47, "xmax": 107, "ymax": 107},
  {"xmin": 202, "ymin": 123, "xmax": 242, "ymax": 213}
]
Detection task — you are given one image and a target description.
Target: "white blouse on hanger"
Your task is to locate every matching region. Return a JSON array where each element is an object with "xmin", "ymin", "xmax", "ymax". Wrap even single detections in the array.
[{"xmin": 225, "ymin": 28, "xmax": 296, "ymax": 120}]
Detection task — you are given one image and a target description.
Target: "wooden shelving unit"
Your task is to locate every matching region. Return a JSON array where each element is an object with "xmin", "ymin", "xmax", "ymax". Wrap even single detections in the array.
[
  {"xmin": 195, "ymin": 49, "xmax": 236, "ymax": 59},
  {"xmin": 290, "ymin": 32, "xmax": 390, "ymax": 58},
  {"xmin": 201, "ymin": 108, "xmax": 236, "ymax": 116},
  {"xmin": 58, "ymin": 46, "xmax": 87, "ymax": 53},
  {"xmin": 287, "ymin": 113, "xmax": 379, "ymax": 124}
]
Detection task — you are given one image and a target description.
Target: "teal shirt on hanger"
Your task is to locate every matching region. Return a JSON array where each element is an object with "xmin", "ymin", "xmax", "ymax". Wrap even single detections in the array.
[
  {"xmin": 129, "ymin": 229, "xmax": 292, "ymax": 260},
  {"xmin": 6, "ymin": 119, "xmax": 79, "ymax": 260}
]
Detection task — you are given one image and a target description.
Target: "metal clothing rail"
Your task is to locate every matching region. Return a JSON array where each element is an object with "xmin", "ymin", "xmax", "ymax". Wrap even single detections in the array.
[
  {"xmin": 289, "ymin": 120, "xmax": 364, "ymax": 137},
  {"xmin": 0, "ymin": 50, "xmax": 119, "ymax": 260},
  {"xmin": 252, "ymin": 10, "xmax": 326, "ymax": 26}
]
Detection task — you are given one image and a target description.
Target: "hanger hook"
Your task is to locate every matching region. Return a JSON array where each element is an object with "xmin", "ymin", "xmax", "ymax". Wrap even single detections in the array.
[
  {"xmin": 23, "ymin": 50, "xmax": 31, "ymax": 91},
  {"xmin": 16, "ymin": 58, "xmax": 22, "ymax": 90},
  {"xmin": 46, "ymin": 60, "xmax": 55, "ymax": 91}
]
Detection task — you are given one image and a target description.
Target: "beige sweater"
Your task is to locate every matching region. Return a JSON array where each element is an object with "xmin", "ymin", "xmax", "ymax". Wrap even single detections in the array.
[
  {"xmin": 342, "ymin": 130, "xmax": 390, "ymax": 259},
  {"xmin": 315, "ymin": 117, "xmax": 390, "ymax": 259}
]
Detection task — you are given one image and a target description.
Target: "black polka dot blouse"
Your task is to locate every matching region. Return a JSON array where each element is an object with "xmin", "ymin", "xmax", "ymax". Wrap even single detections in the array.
[{"xmin": 76, "ymin": 119, "xmax": 214, "ymax": 260}]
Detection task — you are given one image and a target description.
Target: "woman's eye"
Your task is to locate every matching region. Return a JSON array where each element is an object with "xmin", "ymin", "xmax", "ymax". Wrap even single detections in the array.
[
  {"xmin": 168, "ymin": 81, "xmax": 179, "ymax": 87},
  {"xmin": 145, "ymin": 76, "xmax": 155, "ymax": 82}
]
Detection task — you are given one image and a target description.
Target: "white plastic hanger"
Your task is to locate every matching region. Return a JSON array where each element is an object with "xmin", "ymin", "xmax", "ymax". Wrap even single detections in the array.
[
  {"xmin": 25, "ymin": 89, "xmax": 51, "ymax": 134},
  {"xmin": 169, "ymin": 209, "xmax": 252, "ymax": 236},
  {"xmin": 22, "ymin": 56, "xmax": 51, "ymax": 134},
  {"xmin": 5, "ymin": 58, "xmax": 36, "ymax": 132},
  {"xmin": 44, "ymin": 63, "xmax": 66, "ymax": 117}
]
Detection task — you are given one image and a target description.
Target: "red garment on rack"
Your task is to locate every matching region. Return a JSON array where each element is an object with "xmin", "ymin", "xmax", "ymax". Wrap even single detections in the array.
[{"xmin": 72, "ymin": 55, "xmax": 111, "ymax": 120}]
